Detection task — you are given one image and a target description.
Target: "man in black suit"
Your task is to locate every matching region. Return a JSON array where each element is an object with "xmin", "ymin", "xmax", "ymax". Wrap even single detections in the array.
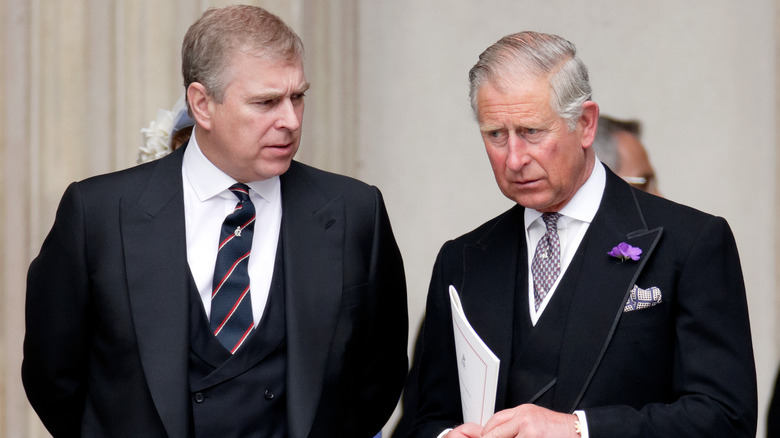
[
  {"xmin": 403, "ymin": 31, "xmax": 756, "ymax": 438},
  {"xmin": 22, "ymin": 5, "xmax": 407, "ymax": 437}
]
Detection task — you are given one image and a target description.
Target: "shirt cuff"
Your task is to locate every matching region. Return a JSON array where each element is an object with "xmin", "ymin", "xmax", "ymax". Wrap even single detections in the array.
[
  {"xmin": 573, "ymin": 410, "xmax": 589, "ymax": 438},
  {"xmin": 436, "ymin": 429, "xmax": 452, "ymax": 438}
]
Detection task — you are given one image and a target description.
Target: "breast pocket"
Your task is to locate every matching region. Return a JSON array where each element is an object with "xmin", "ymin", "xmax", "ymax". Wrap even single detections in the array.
[
  {"xmin": 618, "ymin": 302, "xmax": 668, "ymax": 329},
  {"xmin": 341, "ymin": 283, "xmax": 368, "ymax": 308}
]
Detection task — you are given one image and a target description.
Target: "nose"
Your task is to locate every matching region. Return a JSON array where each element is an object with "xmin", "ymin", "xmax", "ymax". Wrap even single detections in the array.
[
  {"xmin": 505, "ymin": 133, "xmax": 530, "ymax": 171},
  {"xmin": 275, "ymin": 98, "xmax": 302, "ymax": 131}
]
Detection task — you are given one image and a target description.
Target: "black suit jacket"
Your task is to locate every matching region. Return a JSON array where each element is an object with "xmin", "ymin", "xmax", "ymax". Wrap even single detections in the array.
[
  {"xmin": 22, "ymin": 146, "xmax": 408, "ymax": 437},
  {"xmin": 406, "ymin": 168, "xmax": 756, "ymax": 437}
]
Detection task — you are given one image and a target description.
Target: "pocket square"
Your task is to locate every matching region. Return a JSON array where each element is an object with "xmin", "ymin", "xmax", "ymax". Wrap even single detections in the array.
[{"xmin": 624, "ymin": 285, "xmax": 662, "ymax": 312}]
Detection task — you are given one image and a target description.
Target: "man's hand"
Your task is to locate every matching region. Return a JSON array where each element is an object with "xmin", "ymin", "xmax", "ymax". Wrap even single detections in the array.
[
  {"xmin": 444, "ymin": 422, "xmax": 483, "ymax": 438},
  {"xmin": 480, "ymin": 404, "xmax": 580, "ymax": 438}
]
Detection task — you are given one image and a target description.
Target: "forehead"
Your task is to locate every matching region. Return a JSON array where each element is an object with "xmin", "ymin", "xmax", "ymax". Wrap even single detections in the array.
[
  {"xmin": 224, "ymin": 52, "xmax": 306, "ymax": 87},
  {"xmin": 476, "ymin": 76, "xmax": 555, "ymax": 125}
]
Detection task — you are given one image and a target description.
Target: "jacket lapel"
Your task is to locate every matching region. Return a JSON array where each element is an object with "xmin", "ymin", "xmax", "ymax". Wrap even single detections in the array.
[
  {"xmin": 554, "ymin": 170, "xmax": 663, "ymax": 412},
  {"xmin": 121, "ymin": 147, "xmax": 191, "ymax": 438},
  {"xmin": 280, "ymin": 162, "xmax": 345, "ymax": 438},
  {"xmin": 460, "ymin": 205, "xmax": 525, "ymax": 410}
]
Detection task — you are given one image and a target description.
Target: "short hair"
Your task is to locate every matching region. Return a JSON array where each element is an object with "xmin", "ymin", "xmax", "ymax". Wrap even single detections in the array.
[
  {"xmin": 468, "ymin": 31, "xmax": 592, "ymax": 131},
  {"xmin": 592, "ymin": 115, "xmax": 643, "ymax": 171},
  {"xmin": 181, "ymin": 5, "xmax": 304, "ymax": 104}
]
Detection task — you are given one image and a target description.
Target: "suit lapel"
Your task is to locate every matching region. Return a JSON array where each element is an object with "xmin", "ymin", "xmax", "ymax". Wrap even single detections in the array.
[
  {"xmin": 460, "ymin": 205, "xmax": 525, "ymax": 410},
  {"xmin": 122, "ymin": 148, "xmax": 191, "ymax": 438},
  {"xmin": 554, "ymin": 170, "xmax": 663, "ymax": 412},
  {"xmin": 280, "ymin": 162, "xmax": 345, "ymax": 438}
]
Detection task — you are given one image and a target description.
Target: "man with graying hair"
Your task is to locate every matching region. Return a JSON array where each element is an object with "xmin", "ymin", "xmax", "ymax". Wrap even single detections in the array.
[
  {"xmin": 402, "ymin": 31, "xmax": 756, "ymax": 438},
  {"xmin": 23, "ymin": 5, "xmax": 407, "ymax": 437}
]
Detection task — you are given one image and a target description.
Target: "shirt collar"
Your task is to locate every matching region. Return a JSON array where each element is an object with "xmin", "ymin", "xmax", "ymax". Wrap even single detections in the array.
[
  {"xmin": 524, "ymin": 160, "xmax": 606, "ymax": 229},
  {"xmin": 183, "ymin": 126, "xmax": 281, "ymax": 204}
]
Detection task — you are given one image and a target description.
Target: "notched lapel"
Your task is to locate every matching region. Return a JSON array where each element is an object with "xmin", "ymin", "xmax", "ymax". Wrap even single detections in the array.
[
  {"xmin": 122, "ymin": 149, "xmax": 191, "ymax": 438},
  {"xmin": 280, "ymin": 164, "xmax": 345, "ymax": 438}
]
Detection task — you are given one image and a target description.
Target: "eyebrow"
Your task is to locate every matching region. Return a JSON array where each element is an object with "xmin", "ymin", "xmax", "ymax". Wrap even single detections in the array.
[
  {"xmin": 478, "ymin": 123, "xmax": 502, "ymax": 132},
  {"xmin": 248, "ymin": 82, "xmax": 311, "ymax": 102}
]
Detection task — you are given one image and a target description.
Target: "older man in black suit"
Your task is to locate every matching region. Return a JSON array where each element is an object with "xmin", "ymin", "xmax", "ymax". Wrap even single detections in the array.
[
  {"xmin": 402, "ymin": 31, "xmax": 756, "ymax": 438},
  {"xmin": 22, "ymin": 5, "xmax": 407, "ymax": 437}
]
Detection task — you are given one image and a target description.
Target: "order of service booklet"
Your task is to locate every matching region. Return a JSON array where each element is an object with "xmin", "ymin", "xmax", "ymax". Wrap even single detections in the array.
[{"xmin": 448, "ymin": 285, "xmax": 500, "ymax": 426}]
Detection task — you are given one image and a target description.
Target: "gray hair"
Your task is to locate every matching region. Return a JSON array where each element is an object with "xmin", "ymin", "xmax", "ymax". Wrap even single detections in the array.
[
  {"xmin": 592, "ymin": 115, "xmax": 642, "ymax": 171},
  {"xmin": 468, "ymin": 31, "xmax": 592, "ymax": 131},
  {"xmin": 181, "ymin": 5, "xmax": 304, "ymax": 104}
]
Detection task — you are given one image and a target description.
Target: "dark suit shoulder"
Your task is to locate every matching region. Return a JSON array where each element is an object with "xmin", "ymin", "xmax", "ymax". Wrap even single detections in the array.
[
  {"xmin": 446, "ymin": 204, "xmax": 524, "ymax": 248},
  {"xmin": 282, "ymin": 161, "xmax": 389, "ymax": 217},
  {"xmin": 603, "ymin": 171, "xmax": 731, "ymax": 245},
  {"xmin": 632, "ymin": 188, "xmax": 732, "ymax": 239},
  {"xmin": 73, "ymin": 148, "xmax": 181, "ymax": 201},
  {"xmin": 634, "ymin": 188, "xmax": 711, "ymax": 219},
  {"xmin": 285, "ymin": 160, "xmax": 377, "ymax": 197}
]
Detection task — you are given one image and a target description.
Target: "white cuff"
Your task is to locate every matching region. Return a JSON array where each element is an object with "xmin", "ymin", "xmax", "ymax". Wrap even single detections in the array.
[
  {"xmin": 573, "ymin": 410, "xmax": 589, "ymax": 438},
  {"xmin": 436, "ymin": 428, "xmax": 452, "ymax": 438}
]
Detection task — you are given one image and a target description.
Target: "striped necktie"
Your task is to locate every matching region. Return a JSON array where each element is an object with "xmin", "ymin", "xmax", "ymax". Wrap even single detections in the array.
[{"xmin": 210, "ymin": 183, "xmax": 256, "ymax": 353}]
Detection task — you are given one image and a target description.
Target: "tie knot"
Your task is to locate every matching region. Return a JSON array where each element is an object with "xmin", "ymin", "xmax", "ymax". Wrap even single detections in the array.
[
  {"xmin": 542, "ymin": 212, "xmax": 560, "ymax": 232},
  {"xmin": 229, "ymin": 183, "xmax": 251, "ymax": 202}
]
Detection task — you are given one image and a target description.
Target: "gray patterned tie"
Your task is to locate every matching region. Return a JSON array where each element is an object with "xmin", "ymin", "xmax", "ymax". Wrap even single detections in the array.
[{"xmin": 532, "ymin": 212, "xmax": 561, "ymax": 311}]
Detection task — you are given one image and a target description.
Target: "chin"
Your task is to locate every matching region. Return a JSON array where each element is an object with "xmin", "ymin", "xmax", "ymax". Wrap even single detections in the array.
[
  {"xmin": 261, "ymin": 162, "xmax": 293, "ymax": 179},
  {"xmin": 511, "ymin": 195, "xmax": 552, "ymax": 211}
]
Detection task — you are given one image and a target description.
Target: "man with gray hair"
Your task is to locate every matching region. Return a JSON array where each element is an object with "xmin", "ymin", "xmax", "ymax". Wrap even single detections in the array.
[
  {"xmin": 592, "ymin": 115, "xmax": 660, "ymax": 196},
  {"xmin": 23, "ymin": 5, "xmax": 407, "ymax": 437},
  {"xmin": 403, "ymin": 31, "xmax": 756, "ymax": 437}
]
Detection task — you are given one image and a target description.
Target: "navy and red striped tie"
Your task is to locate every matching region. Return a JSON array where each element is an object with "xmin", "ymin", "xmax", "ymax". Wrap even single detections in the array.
[{"xmin": 210, "ymin": 183, "xmax": 256, "ymax": 353}]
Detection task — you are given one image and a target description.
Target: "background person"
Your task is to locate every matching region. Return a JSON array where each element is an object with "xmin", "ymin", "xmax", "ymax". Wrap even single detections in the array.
[{"xmin": 591, "ymin": 115, "xmax": 660, "ymax": 195}]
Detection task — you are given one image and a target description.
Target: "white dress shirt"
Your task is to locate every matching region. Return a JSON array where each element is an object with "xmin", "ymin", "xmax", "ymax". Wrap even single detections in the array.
[
  {"xmin": 525, "ymin": 159, "xmax": 606, "ymax": 326},
  {"xmin": 182, "ymin": 128, "xmax": 282, "ymax": 327}
]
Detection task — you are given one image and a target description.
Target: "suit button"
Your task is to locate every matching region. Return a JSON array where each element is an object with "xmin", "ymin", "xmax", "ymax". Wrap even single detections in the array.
[
  {"xmin": 194, "ymin": 392, "xmax": 205, "ymax": 403},
  {"xmin": 264, "ymin": 389, "xmax": 275, "ymax": 401}
]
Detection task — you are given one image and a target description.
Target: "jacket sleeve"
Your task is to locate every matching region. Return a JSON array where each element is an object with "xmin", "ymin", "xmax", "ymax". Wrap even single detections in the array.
[
  {"xmin": 353, "ymin": 187, "xmax": 409, "ymax": 433},
  {"xmin": 405, "ymin": 242, "xmax": 465, "ymax": 437},
  {"xmin": 22, "ymin": 182, "xmax": 89, "ymax": 437}
]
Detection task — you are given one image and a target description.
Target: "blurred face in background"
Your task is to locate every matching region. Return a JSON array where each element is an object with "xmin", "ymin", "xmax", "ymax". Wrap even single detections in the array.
[{"xmin": 614, "ymin": 130, "xmax": 660, "ymax": 196}]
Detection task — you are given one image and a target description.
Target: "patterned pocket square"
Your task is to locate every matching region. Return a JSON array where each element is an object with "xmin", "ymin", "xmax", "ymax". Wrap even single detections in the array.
[{"xmin": 624, "ymin": 285, "xmax": 662, "ymax": 312}]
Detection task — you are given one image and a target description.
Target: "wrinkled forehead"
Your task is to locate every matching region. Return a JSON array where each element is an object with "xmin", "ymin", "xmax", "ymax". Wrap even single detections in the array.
[{"xmin": 476, "ymin": 71, "xmax": 553, "ymax": 116}]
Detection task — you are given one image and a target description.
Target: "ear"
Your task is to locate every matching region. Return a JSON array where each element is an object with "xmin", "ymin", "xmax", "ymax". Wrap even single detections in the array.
[
  {"xmin": 578, "ymin": 101, "xmax": 600, "ymax": 149},
  {"xmin": 186, "ymin": 82, "xmax": 214, "ymax": 131}
]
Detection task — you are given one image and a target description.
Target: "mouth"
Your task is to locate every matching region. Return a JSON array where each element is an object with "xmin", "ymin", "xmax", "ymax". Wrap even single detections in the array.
[
  {"xmin": 264, "ymin": 141, "xmax": 296, "ymax": 153},
  {"xmin": 260, "ymin": 142, "xmax": 295, "ymax": 160},
  {"xmin": 514, "ymin": 177, "xmax": 541, "ymax": 186}
]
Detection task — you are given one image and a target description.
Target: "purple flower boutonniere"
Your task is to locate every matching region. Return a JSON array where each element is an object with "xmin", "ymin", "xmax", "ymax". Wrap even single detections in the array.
[{"xmin": 608, "ymin": 242, "xmax": 642, "ymax": 262}]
